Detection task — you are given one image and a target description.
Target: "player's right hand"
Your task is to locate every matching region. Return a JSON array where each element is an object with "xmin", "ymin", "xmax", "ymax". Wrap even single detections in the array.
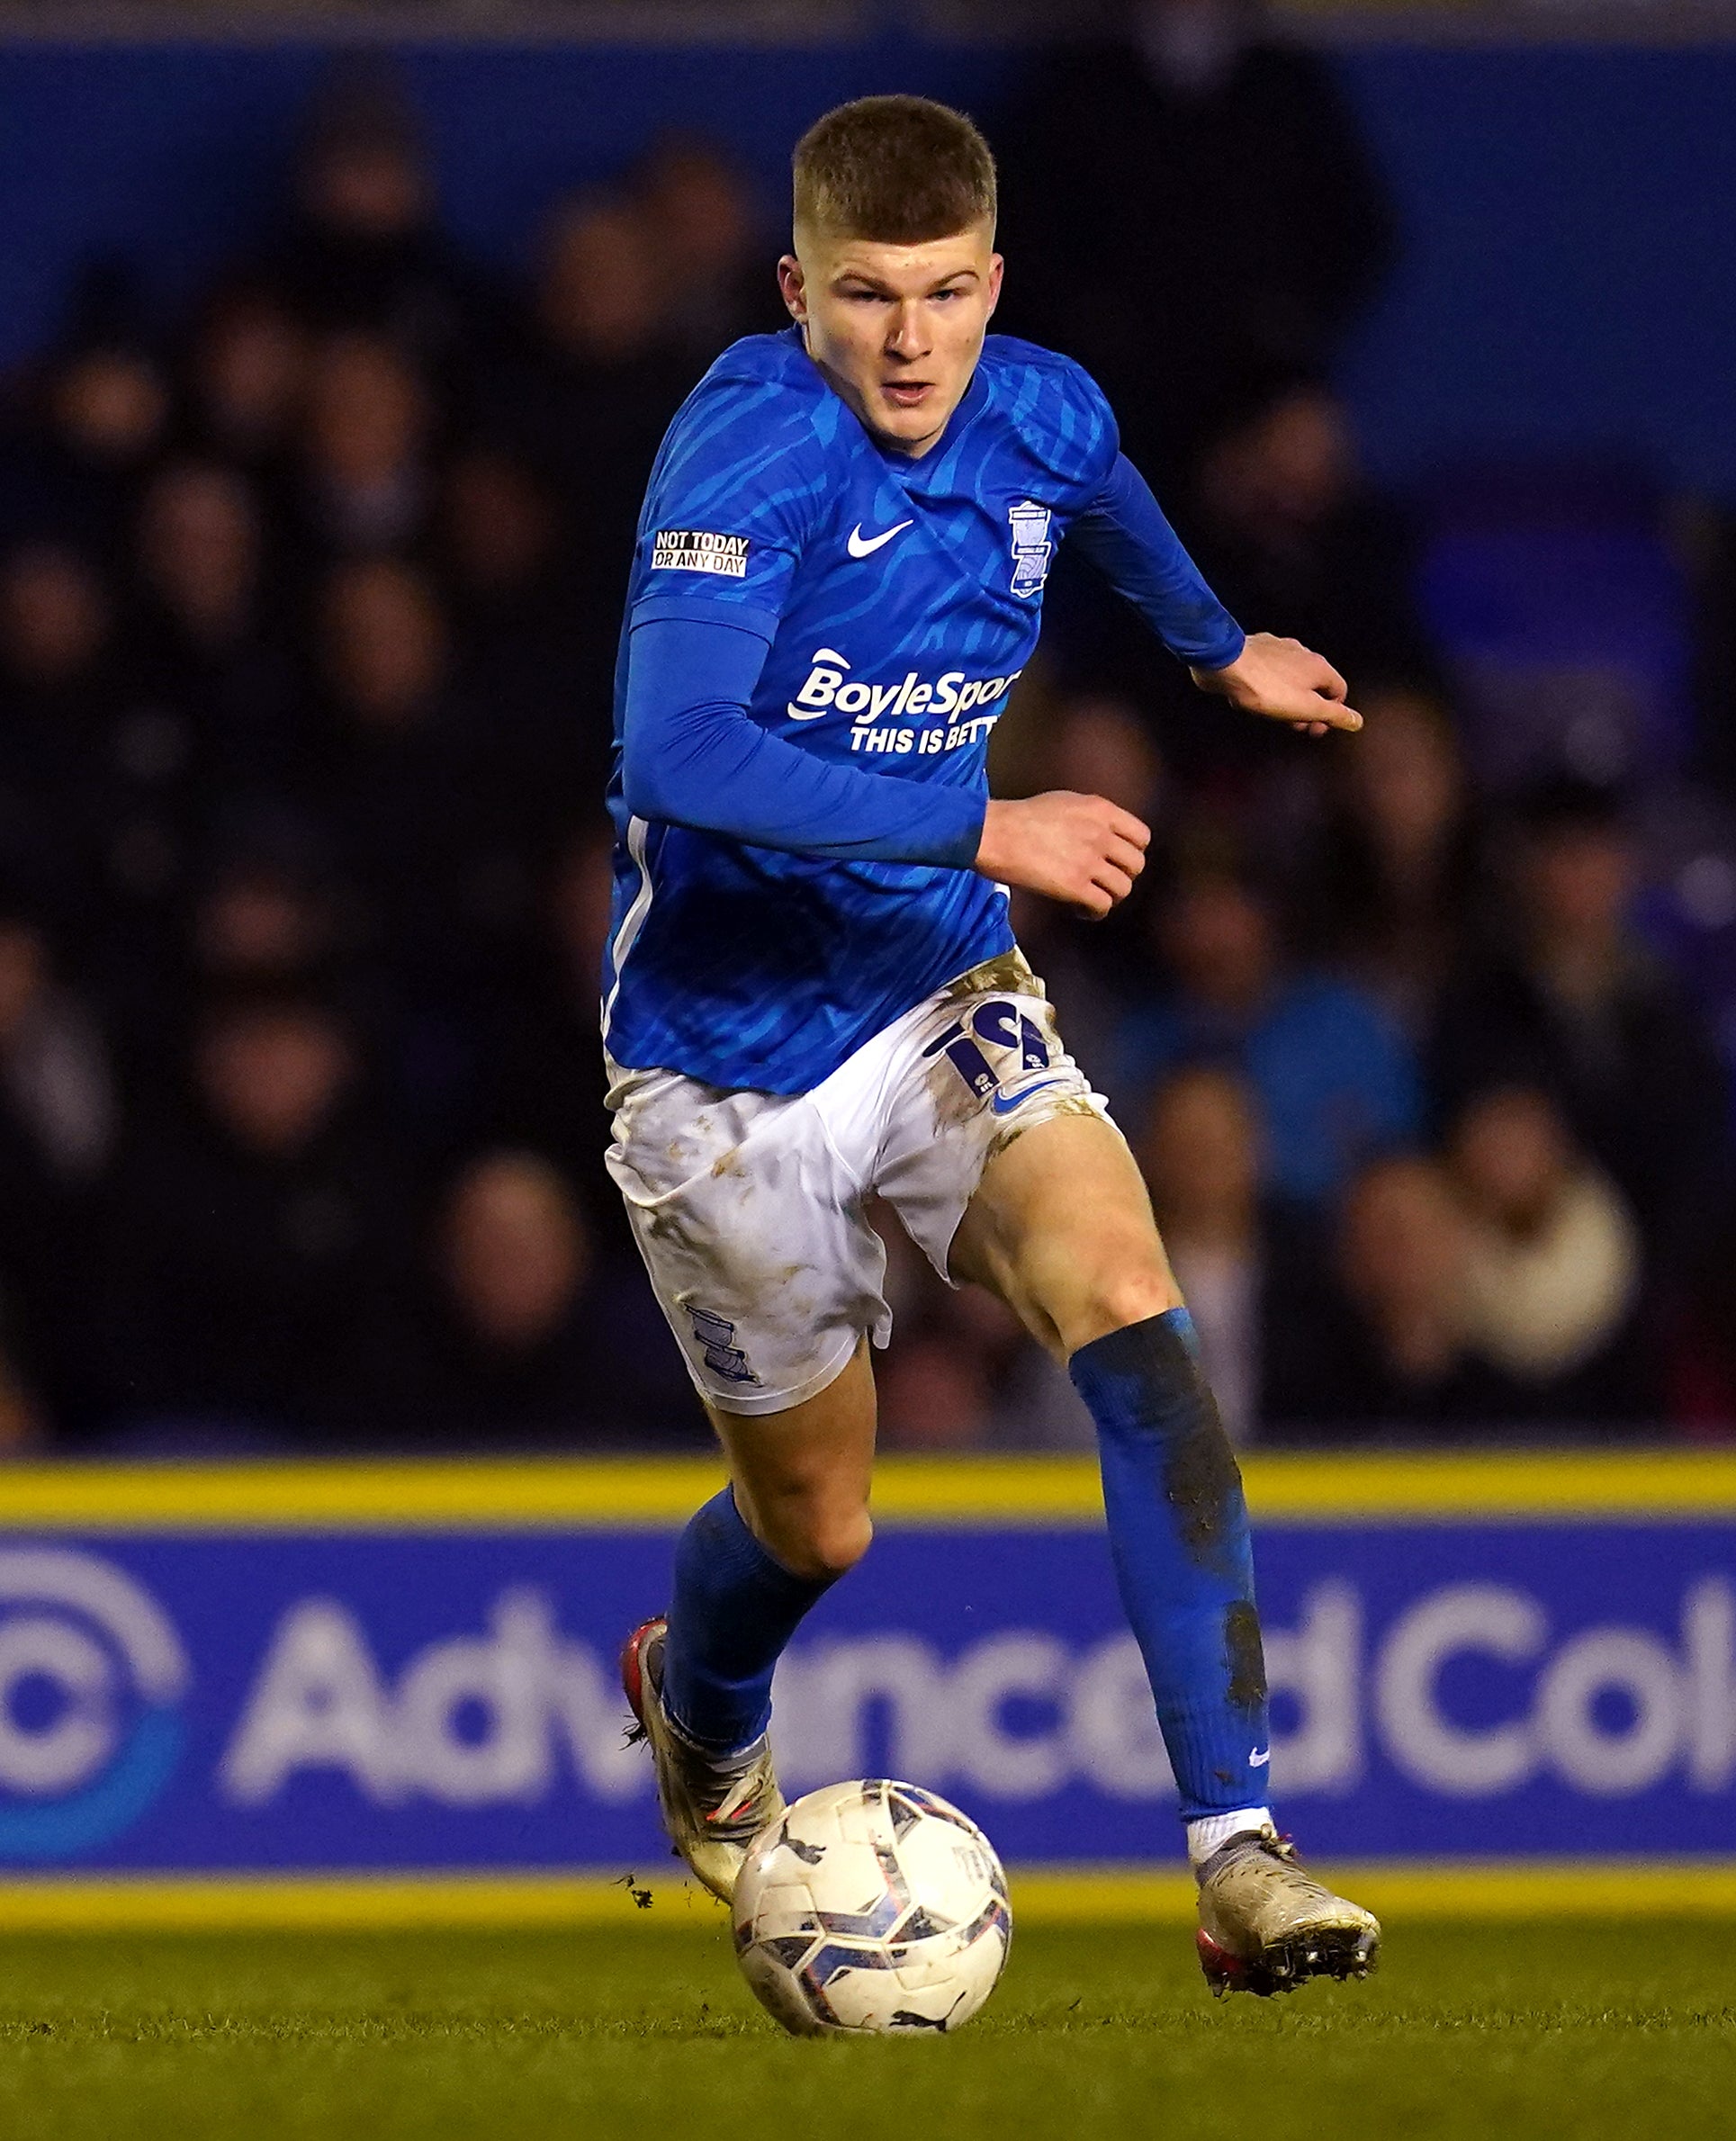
[{"xmin": 973, "ymin": 792, "xmax": 1150, "ymax": 919}]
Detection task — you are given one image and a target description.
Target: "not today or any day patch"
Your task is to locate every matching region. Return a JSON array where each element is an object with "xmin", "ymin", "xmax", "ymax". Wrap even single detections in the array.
[{"xmin": 650, "ymin": 529, "xmax": 749, "ymax": 577}]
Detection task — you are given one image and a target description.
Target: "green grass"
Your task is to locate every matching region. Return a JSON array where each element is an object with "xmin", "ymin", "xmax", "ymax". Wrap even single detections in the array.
[{"xmin": 0, "ymin": 1918, "xmax": 1728, "ymax": 2140}]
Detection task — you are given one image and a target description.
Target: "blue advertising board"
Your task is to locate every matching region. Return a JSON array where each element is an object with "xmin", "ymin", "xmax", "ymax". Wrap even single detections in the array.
[{"xmin": 0, "ymin": 1454, "xmax": 1731, "ymax": 1911}]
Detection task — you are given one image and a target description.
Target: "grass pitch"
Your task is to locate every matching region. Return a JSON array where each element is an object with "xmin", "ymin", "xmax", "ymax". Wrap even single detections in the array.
[{"xmin": 0, "ymin": 1916, "xmax": 1726, "ymax": 2140}]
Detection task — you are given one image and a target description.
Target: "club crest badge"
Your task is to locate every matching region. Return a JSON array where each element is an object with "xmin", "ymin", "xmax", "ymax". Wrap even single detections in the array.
[{"xmin": 1007, "ymin": 500, "xmax": 1054, "ymax": 598}]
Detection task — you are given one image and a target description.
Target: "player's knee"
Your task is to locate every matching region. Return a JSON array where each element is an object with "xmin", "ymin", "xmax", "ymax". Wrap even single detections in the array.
[
  {"xmin": 785, "ymin": 1504, "xmax": 873, "ymax": 1583},
  {"xmin": 1070, "ymin": 1265, "xmax": 1186, "ymax": 1354}
]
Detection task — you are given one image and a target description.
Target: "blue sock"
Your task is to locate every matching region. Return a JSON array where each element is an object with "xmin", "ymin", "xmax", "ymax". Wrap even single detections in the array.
[
  {"xmin": 1068, "ymin": 1309, "xmax": 1271, "ymax": 1825},
  {"xmin": 661, "ymin": 1488, "xmax": 839, "ymax": 1756}
]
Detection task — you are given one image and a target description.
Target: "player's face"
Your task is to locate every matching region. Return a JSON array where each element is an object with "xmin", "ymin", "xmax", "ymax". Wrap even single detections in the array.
[{"xmin": 779, "ymin": 224, "xmax": 1003, "ymax": 457}]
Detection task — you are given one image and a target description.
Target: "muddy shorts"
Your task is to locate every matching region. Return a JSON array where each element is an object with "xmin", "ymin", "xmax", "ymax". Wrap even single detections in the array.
[{"xmin": 603, "ymin": 950, "xmax": 1115, "ymax": 1416}]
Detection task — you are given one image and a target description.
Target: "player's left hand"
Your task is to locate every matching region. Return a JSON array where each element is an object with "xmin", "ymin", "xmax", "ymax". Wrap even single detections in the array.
[{"xmin": 1190, "ymin": 633, "xmax": 1363, "ymax": 737}]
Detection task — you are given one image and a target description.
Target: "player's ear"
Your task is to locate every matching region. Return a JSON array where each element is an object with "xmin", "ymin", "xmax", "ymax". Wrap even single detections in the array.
[
  {"xmin": 985, "ymin": 254, "xmax": 1004, "ymax": 320},
  {"xmin": 778, "ymin": 255, "xmax": 809, "ymax": 324}
]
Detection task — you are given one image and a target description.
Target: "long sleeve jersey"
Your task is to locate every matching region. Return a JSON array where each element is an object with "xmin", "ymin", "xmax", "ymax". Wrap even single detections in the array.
[{"xmin": 604, "ymin": 327, "xmax": 1244, "ymax": 1093}]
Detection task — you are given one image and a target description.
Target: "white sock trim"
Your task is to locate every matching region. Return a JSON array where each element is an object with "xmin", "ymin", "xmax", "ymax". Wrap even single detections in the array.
[{"xmin": 1187, "ymin": 1807, "xmax": 1273, "ymax": 1868}]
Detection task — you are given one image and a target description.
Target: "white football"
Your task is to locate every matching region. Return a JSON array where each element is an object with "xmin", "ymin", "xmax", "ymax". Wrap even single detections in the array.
[{"xmin": 731, "ymin": 1777, "xmax": 1012, "ymax": 2037}]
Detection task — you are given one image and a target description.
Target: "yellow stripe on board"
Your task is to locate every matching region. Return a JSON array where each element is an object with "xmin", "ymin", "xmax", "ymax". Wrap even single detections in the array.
[
  {"xmin": 0, "ymin": 1450, "xmax": 1734, "ymax": 1531},
  {"xmin": 4, "ymin": 1861, "xmax": 1736, "ymax": 1932},
  {"xmin": 0, "ymin": 1872, "xmax": 721, "ymax": 1933},
  {"xmin": 0, "ymin": 1457, "xmax": 730, "ymax": 1533},
  {"xmin": 1011, "ymin": 1859, "xmax": 1736, "ymax": 1922}
]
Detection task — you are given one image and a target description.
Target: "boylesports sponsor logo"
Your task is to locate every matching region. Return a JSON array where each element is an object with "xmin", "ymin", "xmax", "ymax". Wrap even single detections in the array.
[
  {"xmin": 650, "ymin": 529, "xmax": 749, "ymax": 579},
  {"xmin": 787, "ymin": 646, "xmax": 1022, "ymax": 756}
]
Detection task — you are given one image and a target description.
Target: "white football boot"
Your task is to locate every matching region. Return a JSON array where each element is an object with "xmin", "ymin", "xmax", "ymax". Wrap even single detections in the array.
[
  {"xmin": 1195, "ymin": 1825, "xmax": 1381, "ymax": 1997},
  {"xmin": 621, "ymin": 1617, "xmax": 787, "ymax": 1905}
]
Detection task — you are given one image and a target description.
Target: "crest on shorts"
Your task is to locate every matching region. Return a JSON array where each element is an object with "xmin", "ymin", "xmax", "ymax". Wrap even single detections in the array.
[
  {"xmin": 688, "ymin": 1308, "xmax": 759, "ymax": 1384},
  {"xmin": 1008, "ymin": 500, "xmax": 1054, "ymax": 598}
]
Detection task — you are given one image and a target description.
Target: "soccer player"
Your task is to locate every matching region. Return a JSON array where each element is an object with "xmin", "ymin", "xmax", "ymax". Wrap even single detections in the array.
[{"xmin": 611, "ymin": 95, "xmax": 1379, "ymax": 1997}]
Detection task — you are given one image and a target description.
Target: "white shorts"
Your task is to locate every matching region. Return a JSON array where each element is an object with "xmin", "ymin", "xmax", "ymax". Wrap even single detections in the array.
[{"xmin": 604, "ymin": 949, "xmax": 1115, "ymax": 1415}]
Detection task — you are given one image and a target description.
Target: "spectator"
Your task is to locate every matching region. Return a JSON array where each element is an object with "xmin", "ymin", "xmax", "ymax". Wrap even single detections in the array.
[
  {"xmin": 1007, "ymin": 695, "xmax": 1164, "ymax": 1076},
  {"xmin": 94, "ymin": 985, "xmax": 410, "ymax": 1444},
  {"xmin": 129, "ymin": 458, "xmax": 305, "ymax": 814},
  {"xmin": 877, "ymin": 1323, "xmax": 997, "ymax": 1451},
  {"xmin": 634, "ymin": 132, "xmax": 776, "ymax": 361},
  {"xmin": 436, "ymin": 444, "xmax": 603, "ymax": 821},
  {"xmin": 111, "ymin": 845, "xmax": 353, "ymax": 1135},
  {"xmin": 1115, "ymin": 853, "xmax": 1422, "ymax": 1206},
  {"xmin": 1431, "ymin": 776, "xmax": 1732, "ymax": 1273},
  {"xmin": 1448, "ymin": 1084, "xmax": 1654, "ymax": 1421},
  {"xmin": 1135, "ymin": 1063, "xmax": 1319, "ymax": 1444},
  {"xmin": 0, "ymin": 1335, "xmax": 43, "ymax": 1454},
  {"xmin": 0, "ymin": 263, "xmax": 172, "ymax": 555},
  {"xmin": 1264, "ymin": 1154, "xmax": 1507, "ymax": 1440},
  {"xmin": 534, "ymin": 193, "xmax": 674, "ymax": 373},
  {"xmin": 1304, "ymin": 685, "xmax": 1483, "ymax": 1033},
  {"xmin": 0, "ymin": 908, "xmax": 117, "ymax": 1435},
  {"xmin": 400, "ymin": 1149, "xmax": 704, "ymax": 1446},
  {"xmin": 179, "ymin": 280, "xmax": 310, "ymax": 477},
  {"xmin": 0, "ymin": 910, "xmax": 116, "ymax": 1189},
  {"xmin": 1673, "ymin": 1219, "xmax": 1736, "ymax": 1436},
  {"xmin": 863, "ymin": 1200, "xmax": 1058, "ymax": 1452},
  {"xmin": 251, "ymin": 59, "xmax": 503, "ymax": 379},
  {"xmin": 437, "ymin": 443, "xmax": 563, "ymax": 643},
  {"xmin": 304, "ymin": 555, "xmax": 533, "ymax": 1002},
  {"xmin": 45, "ymin": 317, "xmax": 170, "ymax": 492},
  {"xmin": 315, "ymin": 553, "xmax": 448, "ymax": 748},
  {"xmin": 1181, "ymin": 376, "xmax": 1436, "ymax": 694},
  {"xmin": 477, "ymin": 828, "xmax": 621, "ymax": 1227},
  {"xmin": 998, "ymin": 0, "xmax": 1396, "ymax": 483},
  {"xmin": 1043, "ymin": 379, "xmax": 1432, "ymax": 776},
  {"xmin": 295, "ymin": 331, "xmax": 436, "ymax": 561},
  {"xmin": 483, "ymin": 192, "xmax": 694, "ymax": 633},
  {"xmin": 135, "ymin": 460, "xmax": 264, "ymax": 661},
  {"xmin": 190, "ymin": 853, "xmax": 342, "ymax": 992},
  {"xmin": 0, "ymin": 539, "xmax": 117, "ymax": 747},
  {"xmin": 0, "ymin": 541, "xmax": 175, "ymax": 955}
]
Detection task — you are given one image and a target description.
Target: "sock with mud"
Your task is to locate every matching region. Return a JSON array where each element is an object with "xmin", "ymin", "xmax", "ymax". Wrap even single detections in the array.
[{"xmin": 1068, "ymin": 1309, "xmax": 1272, "ymax": 1842}]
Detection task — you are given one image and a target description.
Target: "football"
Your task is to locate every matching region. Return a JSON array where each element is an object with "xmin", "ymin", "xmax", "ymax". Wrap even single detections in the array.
[{"xmin": 732, "ymin": 1778, "xmax": 1012, "ymax": 2037}]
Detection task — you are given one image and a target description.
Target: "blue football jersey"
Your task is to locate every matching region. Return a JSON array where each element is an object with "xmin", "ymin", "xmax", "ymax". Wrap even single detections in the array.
[{"xmin": 603, "ymin": 327, "xmax": 1126, "ymax": 1095}]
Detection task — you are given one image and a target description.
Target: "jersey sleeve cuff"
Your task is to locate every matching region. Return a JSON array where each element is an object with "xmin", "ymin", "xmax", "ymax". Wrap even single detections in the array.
[
  {"xmin": 925, "ymin": 788, "xmax": 988, "ymax": 870},
  {"xmin": 1187, "ymin": 624, "xmax": 1246, "ymax": 672}
]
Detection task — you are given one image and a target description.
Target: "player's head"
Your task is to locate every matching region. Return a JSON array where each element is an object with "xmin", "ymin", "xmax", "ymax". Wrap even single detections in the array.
[{"xmin": 780, "ymin": 95, "xmax": 1002, "ymax": 457}]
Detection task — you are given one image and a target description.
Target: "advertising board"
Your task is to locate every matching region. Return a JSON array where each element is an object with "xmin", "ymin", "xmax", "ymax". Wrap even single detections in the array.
[{"xmin": 0, "ymin": 1453, "xmax": 1730, "ymax": 1915}]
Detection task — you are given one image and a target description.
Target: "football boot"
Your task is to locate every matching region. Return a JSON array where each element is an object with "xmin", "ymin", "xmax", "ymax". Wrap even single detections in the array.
[
  {"xmin": 1195, "ymin": 1825, "xmax": 1381, "ymax": 1998},
  {"xmin": 621, "ymin": 1616, "xmax": 787, "ymax": 1904}
]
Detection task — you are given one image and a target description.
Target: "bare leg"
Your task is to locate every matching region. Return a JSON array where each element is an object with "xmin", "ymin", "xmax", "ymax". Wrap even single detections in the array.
[
  {"xmin": 950, "ymin": 1112, "xmax": 1183, "ymax": 1354},
  {"xmin": 704, "ymin": 1337, "xmax": 879, "ymax": 1581}
]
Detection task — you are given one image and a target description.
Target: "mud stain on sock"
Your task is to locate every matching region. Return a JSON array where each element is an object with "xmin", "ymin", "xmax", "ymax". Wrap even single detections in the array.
[
  {"xmin": 1224, "ymin": 1600, "xmax": 1268, "ymax": 1711},
  {"xmin": 1162, "ymin": 1418, "xmax": 1244, "ymax": 1564}
]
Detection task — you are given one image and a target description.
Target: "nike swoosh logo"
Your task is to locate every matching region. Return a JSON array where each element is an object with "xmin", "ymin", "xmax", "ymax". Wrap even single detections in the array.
[
  {"xmin": 847, "ymin": 519, "xmax": 913, "ymax": 559},
  {"xmin": 1250, "ymin": 1748, "xmax": 1271, "ymax": 1767},
  {"xmin": 989, "ymin": 1077, "xmax": 1064, "ymax": 1117}
]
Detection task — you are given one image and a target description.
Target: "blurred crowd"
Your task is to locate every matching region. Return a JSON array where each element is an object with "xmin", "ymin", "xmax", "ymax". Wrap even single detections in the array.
[{"xmin": 0, "ymin": 14, "xmax": 1732, "ymax": 1457}]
